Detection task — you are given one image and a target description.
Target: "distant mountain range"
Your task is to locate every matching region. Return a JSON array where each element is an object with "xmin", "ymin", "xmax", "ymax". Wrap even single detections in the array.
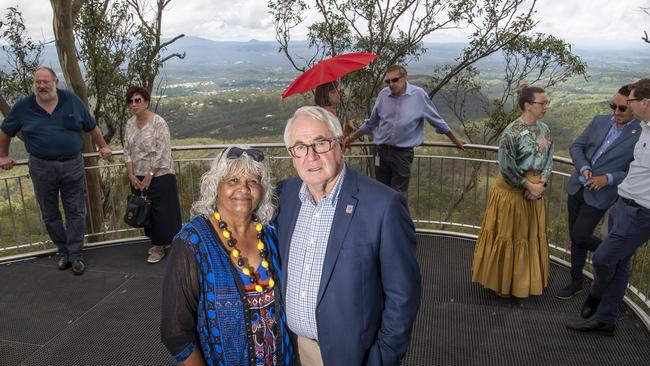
[{"xmin": 4, "ymin": 36, "xmax": 650, "ymax": 84}]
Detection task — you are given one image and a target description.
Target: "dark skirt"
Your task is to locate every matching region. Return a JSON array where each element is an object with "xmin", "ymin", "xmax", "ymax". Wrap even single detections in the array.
[{"xmin": 133, "ymin": 174, "xmax": 182, "ymax": 246}]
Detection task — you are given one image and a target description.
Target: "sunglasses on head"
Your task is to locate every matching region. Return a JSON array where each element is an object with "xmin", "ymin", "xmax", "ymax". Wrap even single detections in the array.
[
  {"xmin": 384, "ymin": 76, "xmax": 401, "ymax": 84},
  {"xmin": 129, "ymin": 97, "xmax": 143, "ymax": 104},
  {"xmin": 226, "ymin": 147, "xmax": 265, "ymax": 162},
  {"xmin": 609, "ymin": 103, "xmax": 627, "ymax": 112}
]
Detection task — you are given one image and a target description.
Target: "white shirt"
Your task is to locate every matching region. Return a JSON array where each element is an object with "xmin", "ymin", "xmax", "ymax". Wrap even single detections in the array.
[{"xmin": 618, "ymin": 121, "xmax": 650, "ymax": 208}]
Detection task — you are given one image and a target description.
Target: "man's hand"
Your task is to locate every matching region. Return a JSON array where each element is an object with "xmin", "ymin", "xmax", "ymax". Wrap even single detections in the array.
[
  {"xmin": 98, "ymin": 146, "xmax": 112, "ymax": 159},
  {"xmin": 344, "ymin": 129, "xmax": 362, "ymax": 146},
  {"xmin": 455, "ymin": 138, "xmax": 467, "ymax": 150},
  {"xmin": 586, "ymin": 175, "xmax": 608, "ymax": 191},
  {"xmin": 0, "ymin": 156, "xmax": 16, "ymax": 170},
  {"xmin": 582, "ymin": 169, "xmax": 593, "ymax": 180}
]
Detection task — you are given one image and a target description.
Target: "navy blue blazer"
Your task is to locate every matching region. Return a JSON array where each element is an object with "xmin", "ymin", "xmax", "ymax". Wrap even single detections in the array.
[
  {"xmin": 566, "ymin": 115, "xmax": 641, "ymax": 209},
  {"xmin": 277, "ymin": 167, "xmax": 421, "ymax": 366}
]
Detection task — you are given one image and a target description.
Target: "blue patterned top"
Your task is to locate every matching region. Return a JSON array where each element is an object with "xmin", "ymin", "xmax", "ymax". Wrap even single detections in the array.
[{"xmin": 161, "ymin": 216, "xmax": 295, "ymax": 366}]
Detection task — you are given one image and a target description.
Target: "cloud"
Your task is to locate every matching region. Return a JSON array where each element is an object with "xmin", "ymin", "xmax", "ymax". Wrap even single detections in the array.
[{"xmin": 0, "ymin": 0, "xmax": 648, "ymax": 47}]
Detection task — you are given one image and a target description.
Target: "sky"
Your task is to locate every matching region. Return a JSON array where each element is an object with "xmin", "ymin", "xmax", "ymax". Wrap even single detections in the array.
[{"xmin": 1, "ymin": 0, "xmax": 648, "ymax": 49}]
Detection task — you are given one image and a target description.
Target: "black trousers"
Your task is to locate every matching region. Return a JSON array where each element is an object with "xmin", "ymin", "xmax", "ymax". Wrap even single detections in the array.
[
  {"xmin": 567, "ymin": 188, "xmax": 608, "ymax": 280},
  {"xmin": 374, "ymin": 145, "xmax": 414, "ymax": 193},
  {"xmin": 133, "ymin": 174, "xmax": 182, "ymax": 246}
]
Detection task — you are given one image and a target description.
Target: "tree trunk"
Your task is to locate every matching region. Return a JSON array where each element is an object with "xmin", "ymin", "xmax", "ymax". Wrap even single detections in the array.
[
  {"xmin": 51, "ymin": 0, "xmax": 105, "ymax": 242},
  {"xmin": 0, "ymin": 95, "xmax": 10, "ymax": 116}
]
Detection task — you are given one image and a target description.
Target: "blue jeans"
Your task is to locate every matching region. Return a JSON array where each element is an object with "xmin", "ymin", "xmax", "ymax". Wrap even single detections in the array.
[
  {"xmin": 591, "ymin": 199, "xmax": 650, "ymax": 324},
  {"xmin": 29, "ymin": 155, "xmax": 86, "ymax": 261}
]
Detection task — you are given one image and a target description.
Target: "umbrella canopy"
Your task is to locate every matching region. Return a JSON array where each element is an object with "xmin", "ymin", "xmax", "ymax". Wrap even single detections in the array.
[{"xmin": 281, "ymin": 52, "xmax": 379, "ymax": 99}]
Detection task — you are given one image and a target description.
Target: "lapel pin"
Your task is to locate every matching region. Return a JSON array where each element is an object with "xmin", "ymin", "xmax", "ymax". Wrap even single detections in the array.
[{"xmin": 345, "ymin": 205, "xmax": 354, "ymax": 214}]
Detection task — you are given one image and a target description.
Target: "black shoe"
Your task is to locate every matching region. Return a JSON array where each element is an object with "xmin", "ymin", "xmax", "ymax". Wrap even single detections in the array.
[
  {"xmin": 556, "ymin": 279, "xmax": 583, "ymax": 299},
  {"xmin": 57, "ymin": 257, "xmax": 71, "ymax": 270},
  {"xmin": 581, "ymin": 294, "xmax": 601, "ymax": 319},
  {"xmin": 71, "ymin": 259, "xmax": 86, "ymax": 275},
  {"xmin": 566, "ymin": 319, "xmax": 615, "ymax": 336}
]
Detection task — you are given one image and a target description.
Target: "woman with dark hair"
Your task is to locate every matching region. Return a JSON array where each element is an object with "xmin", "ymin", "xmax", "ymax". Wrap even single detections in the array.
[
  {"xmin": 161, "ymin": 146, "xmax": 295, "ymax": 366},
  {"xmin": 314, "ymin": 81, "xmax": 354, "ymax": 137},
  {"xmin": 123, "ymin": 85, "xmax": 181, "ymax": 263},
  {"xmin": 471, "ymin": 84, "xmax": 554, "ymax": 298}
]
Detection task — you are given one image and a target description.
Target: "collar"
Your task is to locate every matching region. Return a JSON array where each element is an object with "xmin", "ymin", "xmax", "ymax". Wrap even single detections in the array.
[
  {"xmin": 298, "ymin": 164, "xmax": 347, "ymax": 206},
  {"xmin": 28, "ymin": 88, "xmax": 66, "ymax": 112},
  {"xmin": 388, "ymin": 82, "xmax": 415, "ymax": 98},
  {"xmin": 610, "ymin": 115, "xmax": 637, "ymax": 130}
]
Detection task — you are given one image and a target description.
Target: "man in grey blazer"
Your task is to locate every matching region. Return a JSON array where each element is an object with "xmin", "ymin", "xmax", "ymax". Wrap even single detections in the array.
[{"xmin": 557, "ymin": 85, "xmax": 641, "ymax": 299}]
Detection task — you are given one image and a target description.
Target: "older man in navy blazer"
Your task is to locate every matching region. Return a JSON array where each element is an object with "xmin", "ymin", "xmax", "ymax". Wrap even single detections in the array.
[
  {"xmin": 277, "ymin": 106, "xmax": 421, "ymax": 366},
  {"xmin": 557, "ymin": 85, "xmax": 641, "ymax": 299}
]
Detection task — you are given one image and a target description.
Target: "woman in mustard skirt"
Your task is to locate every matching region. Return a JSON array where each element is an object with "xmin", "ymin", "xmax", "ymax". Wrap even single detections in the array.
[{"xmin": 471, "ymin": 85, "xmax": 554, "ymax": 298}]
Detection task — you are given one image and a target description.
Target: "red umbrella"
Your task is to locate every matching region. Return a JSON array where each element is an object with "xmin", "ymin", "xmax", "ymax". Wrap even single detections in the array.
[{"xmin": 281, "ymin": 52, "xmax": 379, "ymax": 99}]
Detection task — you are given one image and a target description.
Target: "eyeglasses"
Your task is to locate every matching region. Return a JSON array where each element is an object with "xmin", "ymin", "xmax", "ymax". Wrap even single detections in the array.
[
  {"xmin": 288, "ymin": 138, "xmax": 338, "ymax": 158},
  {"xmin": 626, "ymin": 98, "xmax": 644, "ymax": 103},
  {"xmin": 129, "ymin": 97, "xmax": 143, "ymax": 105},
  {"xmin": 226, "ymin": 147, "xmax": 265, "ymax": 162},
  {"xmin": 529, "ymin": 100, "xmax": 550, "ymax": 106},
  {"xmin": 609, "ymin": 103, "xmax": 628, "ymax": 112},
  {"xmin": 384, "ymin": 76, "xmax": 402, "ymax": 84}
]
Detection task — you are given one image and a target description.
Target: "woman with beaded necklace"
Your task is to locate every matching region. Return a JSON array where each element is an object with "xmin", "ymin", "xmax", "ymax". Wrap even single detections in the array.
[{"xmin": 161, "ymin": 146, "xmax": 294, "ymax": 366}]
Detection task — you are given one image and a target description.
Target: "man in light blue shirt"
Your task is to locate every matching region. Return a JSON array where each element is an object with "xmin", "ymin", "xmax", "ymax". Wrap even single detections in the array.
[{"xmin": 347, "ymin": 64, "xmax": 465, "ymax": 193}]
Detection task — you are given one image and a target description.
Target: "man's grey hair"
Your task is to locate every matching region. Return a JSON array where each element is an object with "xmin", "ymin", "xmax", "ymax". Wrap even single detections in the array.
[
  {"xmin": 283, "ymin": 106, "xmax": 343, "ymax": 147},
  {"xmin": 190, "ymin": 145, "xmax": 275, "ymax": 225}
]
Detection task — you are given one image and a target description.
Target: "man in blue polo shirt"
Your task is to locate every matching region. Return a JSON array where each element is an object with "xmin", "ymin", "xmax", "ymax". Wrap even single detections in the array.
[
  {"xmin": 346, "ymin": 64, "xmax": 466, "ymax": 193},
  {"xmin": 0, "ymin": 66, "xmax": 111, "ymax": 275}
]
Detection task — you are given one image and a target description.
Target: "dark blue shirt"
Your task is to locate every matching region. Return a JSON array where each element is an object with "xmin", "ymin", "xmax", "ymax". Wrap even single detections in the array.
[{"xmin": 1, "ymin": 89, "xmax": 96, "ymax": 157}]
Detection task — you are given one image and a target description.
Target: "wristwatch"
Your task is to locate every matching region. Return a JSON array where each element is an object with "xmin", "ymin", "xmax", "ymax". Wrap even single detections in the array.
[{"xmin": 148, "ymin": 171, "xmax": 154, "ymax": 176}]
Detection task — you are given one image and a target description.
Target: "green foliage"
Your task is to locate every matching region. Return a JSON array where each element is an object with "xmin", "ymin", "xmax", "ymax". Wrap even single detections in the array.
[
  {"xmin": 0, "ymin": 6, "xmax": 42, "ymax": 113},
  {"xmin": 269, "ymin": 0, "xmax": 497, "ymax": 120},
  {"xmin": 432, "ymin": 32, "xmax": 588, "ymax": 146},
  {"xmin": 76, "ymin": 0, "xmax": 134, "ymax": 144}
]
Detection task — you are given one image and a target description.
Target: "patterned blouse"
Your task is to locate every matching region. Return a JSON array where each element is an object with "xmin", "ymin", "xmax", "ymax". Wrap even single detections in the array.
[
  {"xmin": 498, "ymin": 117, "xmax": 554, "ymax": 187},
  {"xmin": 123, "ymin": 113, "xmax": 174, "ymax": 177}
]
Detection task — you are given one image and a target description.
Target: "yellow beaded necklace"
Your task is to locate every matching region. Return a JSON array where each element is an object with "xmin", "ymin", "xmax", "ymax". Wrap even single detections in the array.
[{"xmin": 214, "ymin": 211, "xmax": 275, "ymax": 293}]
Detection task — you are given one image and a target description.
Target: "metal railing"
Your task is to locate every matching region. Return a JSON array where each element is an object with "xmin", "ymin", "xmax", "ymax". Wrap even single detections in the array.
[{"xmin": 1, "ymin": 142, "xmax": 648, "ymax": 327}]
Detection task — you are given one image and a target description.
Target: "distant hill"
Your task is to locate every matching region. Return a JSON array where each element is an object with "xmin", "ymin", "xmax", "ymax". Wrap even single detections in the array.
[{"xmin": 5, "ymin": 36, "xmax": 650, "ymax": 86}]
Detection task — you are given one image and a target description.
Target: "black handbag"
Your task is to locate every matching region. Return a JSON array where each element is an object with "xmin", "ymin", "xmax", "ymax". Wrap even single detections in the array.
[{"xmin": 123, "ymin": 190, "xmax": 152, "ymax": 228}]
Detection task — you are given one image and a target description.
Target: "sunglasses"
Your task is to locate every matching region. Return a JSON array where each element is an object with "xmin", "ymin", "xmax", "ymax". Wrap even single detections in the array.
[
  {"xmin": 609, "ymin": 103, "xmax": 628, "ymax": 112},
  {"xmin": 129, "ymin": 97, "xmax": 143, "ymax": 104},
  {"xmin": 626, "ymin": 97, "xmax": 643, "ymax": 103},
  {"xmin": 384, "ymin": 76, "xmax": 402, "ymax": 84},
  {"xmin": 226, "ymin": 147, "xmax": 265, "ymax": 162}
]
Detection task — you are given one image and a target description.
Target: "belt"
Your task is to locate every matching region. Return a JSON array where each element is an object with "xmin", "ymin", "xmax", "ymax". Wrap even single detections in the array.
[
  {"xmin": 34, "ymin": 155, "xmax": 79, "ymax": 161},
  {"xmin": 621, "ymin": 197, "xmax": 642, "ymax": 208},
  {"xmin": 377, "ymin": 144, "xmax": 413, "ymax": 151}
]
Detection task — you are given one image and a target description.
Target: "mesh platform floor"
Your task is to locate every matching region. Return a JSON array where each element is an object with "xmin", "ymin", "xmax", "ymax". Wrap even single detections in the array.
[{"xmin": 1, "ymin": 235, "xmax": 649, "ymax": 366}]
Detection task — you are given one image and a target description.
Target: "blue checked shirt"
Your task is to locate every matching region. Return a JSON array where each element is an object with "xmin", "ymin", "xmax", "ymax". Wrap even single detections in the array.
[{"xmin": 285, "ymin": 166, "xmax": 346, "ymax": 340}]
